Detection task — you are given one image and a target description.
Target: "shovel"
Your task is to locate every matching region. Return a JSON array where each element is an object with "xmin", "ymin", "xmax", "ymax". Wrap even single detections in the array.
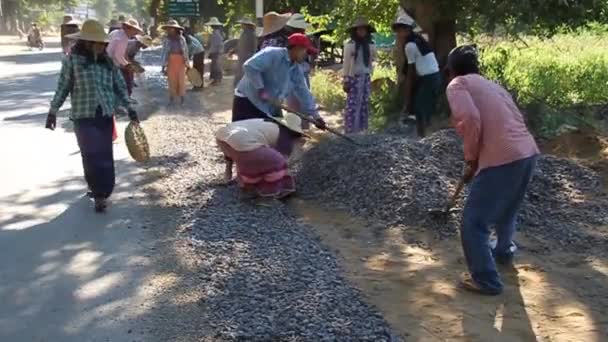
[
  {"xmin": 277, "ymin": 103, "xmax": 363, "ymax": 146},
  {"xmin": 428, "ymin": 177, "xmax": 466, "ymax": 219}
]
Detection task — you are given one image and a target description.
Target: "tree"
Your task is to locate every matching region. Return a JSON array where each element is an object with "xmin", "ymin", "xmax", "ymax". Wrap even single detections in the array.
[
  {"xmin": 115, "ymin": 0, "xmax": 136, "ymax": 17},
  {"xmin": 92, "ymin": 0, "xmax": 114, "ymax": 23}
]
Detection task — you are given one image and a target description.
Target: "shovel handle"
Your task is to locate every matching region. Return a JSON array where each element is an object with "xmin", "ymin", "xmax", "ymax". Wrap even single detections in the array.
[
  {"xmin": 446, "ymin": 178, "xmax": 466, "ymax": 209},
  {"xmin": 277, "ymin": 103, "xmax": 362, "ymax": 146}
]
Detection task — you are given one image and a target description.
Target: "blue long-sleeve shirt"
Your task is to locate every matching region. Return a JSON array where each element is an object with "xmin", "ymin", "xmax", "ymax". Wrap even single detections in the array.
[{"xmin": 236, "ymin": 47, "xmax": 319, "ymax": 118}]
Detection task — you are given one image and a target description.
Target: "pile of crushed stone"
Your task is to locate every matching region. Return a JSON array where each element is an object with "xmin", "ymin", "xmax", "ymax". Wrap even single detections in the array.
[{"xmin": 295, "ymin": 129, "xmax": 608, "ymax": 251}]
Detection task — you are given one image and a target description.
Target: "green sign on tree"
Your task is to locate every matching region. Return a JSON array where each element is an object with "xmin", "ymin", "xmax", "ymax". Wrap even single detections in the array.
[{"xmin": 168, "ymin": 0, "xmax": 200, "ymax": 17}]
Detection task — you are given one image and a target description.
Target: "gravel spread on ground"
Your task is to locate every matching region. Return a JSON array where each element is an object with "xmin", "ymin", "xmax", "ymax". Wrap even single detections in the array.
[
  {"xmin": 295, "ymin": 130, "xmax": 608, "ymax": 252},
  {"xmin": 141, "ymin": 46, "xmax": 399, "ymax": 339}
]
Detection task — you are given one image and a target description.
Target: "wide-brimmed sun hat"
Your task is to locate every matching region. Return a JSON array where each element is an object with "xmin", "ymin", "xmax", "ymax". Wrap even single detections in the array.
[
  {"xmin": 63, "ymin": 19, "xmax": 81, "ymax": 27},
  {"xmin": 349, "ymin": 17, "xmax": 376, "ymax": 33},
  {"xmin": 392, "ymin": 15, "xmax": 422, "ymax": 32},
  {"xmin": 161, "ymin": 20, "xmax": 184, "ymax": 30},
  {"xmin": 276, "ymin": 112, "xmax": 305, "ymax": 135},
  {"xmin": 261, "ymin": 11, "xmax": 291, "ymax": 37},
  {"xmin": 65, "ymin": 19, "xmax": 108, "ymax": 43},
  {"xmin": 205, "ymin": 17, "xmax": 224, "ymax": 26},
  {"xmin": 122, "ymin": 18, "xmax": 144, "ymax": 34},
  {"xmin": 136, "ymin": 34, "xmax": 153, "ymax": 47},
  {"xmin": 237, "ymin": 17, "xmax": 256, "ymax": 26},
  {"xmin": 286, "ymin": 13, "xmax": 309, "ymax": 30}
]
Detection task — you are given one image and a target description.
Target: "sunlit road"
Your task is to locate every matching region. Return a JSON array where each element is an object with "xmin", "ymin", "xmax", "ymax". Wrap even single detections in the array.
[{"xmin": 0, "ymin": 36, "xmax": 166, "ymax": 342}]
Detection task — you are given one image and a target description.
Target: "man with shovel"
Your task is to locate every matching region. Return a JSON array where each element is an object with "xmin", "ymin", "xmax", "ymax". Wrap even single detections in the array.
[{"xmin": 446, "ymin": 45, "xmax": 539, "ymax": 295}]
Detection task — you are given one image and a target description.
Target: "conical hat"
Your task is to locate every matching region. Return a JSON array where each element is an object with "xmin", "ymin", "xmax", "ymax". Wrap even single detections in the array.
[
  {"xmin": 349, "ymin": 17, "xmax": 376, "ymax": 33},
  {"xmin": 186, "ymin": 68, "xmax": 203, "ymax": 87},
  {"xmin": 122, "ymin": 18, "xmax": 144, "ymax": 34},
  {"xmin": 237, "ymin": 17, "xmax": 256, "ymax": 26},
  {"xmin": 205, "ymin": 17, "xmax": 224, "ymax": 26},
  {"xmin": 286, "ymin": 13, "xmax": 309, "ymax": 30},
  {"xmin": 276, "ymin": 112, "xmax": 304, "ymax": 135},
  {"xmin": 261, "ymin": 12, "xmax": 291, "ymax": 37},
  {"xmin": 161, "ymin": 20, "xmax": 184, "ymax": 30},
  {"xmin": 65, "ymin": 19, "xmax": 108, "ymax": 43}
]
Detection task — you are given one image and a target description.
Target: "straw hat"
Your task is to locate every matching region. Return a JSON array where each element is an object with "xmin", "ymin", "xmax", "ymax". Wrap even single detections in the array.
[
  {"xmin": 63, "ymin": 19, "xmax": 81, "ymax": 27},
  {"xmin": 261, "ymin": 12, "xmax": 291, "ymax": 37},
  {"xmin": 186, "ymin": 68, "xmax": 203, "ymax": 87},
  {"xmin": 122, "ymin": 18, "xmax": 144, "ymax": 34},
  {"xmin": 237, "ymin": 17, "xmax": 256, "ymax": 27},
  {"xmin": 286, "ymin": 13, "xmax": 309, "ymax": 30},
  {"xmin": 205, "ymin": 17, "xmax": 224, "ymax": 26},
  {"xmin": 392, "ymin": 15, "xmax": 422, "ymax": 32},
  {"xmin": 65, "ymin": 19, "xmax": 108, "ymax": 43},
  {"xmin": 161, "ymin": 19, "xmax": 184, "ymax": 30},
  {"xmin": 136, "ymin": 34, "xmax": 153, "ymax": 47},
  {"xmin": 349, "ymin": 17, "xmax": 376, "ymax": 33},
  {"xmin": 276, "ymin": 112, "xmax": 305, "ymax": 135}
]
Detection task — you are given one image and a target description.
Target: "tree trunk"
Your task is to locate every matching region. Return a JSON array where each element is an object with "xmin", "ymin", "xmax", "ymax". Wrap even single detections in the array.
[{"xmin": 149, "ymin": 0, "xmax": 161, "ymax": 37}]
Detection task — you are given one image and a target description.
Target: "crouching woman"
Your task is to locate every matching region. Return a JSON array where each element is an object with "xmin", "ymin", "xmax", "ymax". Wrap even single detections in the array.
[
  {"xmin": 215, "ymin": 113, "xmax": 306, "ymax": 199},
  {"xmin": 45, "ymin": 19, "xmax": 139, "ymax": 213}
]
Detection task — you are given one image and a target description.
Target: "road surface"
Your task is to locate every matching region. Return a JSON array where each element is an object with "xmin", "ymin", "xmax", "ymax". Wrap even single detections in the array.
[{"xmin": 0, "ymin": 36, "xmax": 186, "ymax": 342}]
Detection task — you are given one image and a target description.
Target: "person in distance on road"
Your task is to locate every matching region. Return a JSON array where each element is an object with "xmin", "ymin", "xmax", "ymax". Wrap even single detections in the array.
[
  {"xmin": 45, "ymin": 19, "xmax": 139, "ymax": 213},
  {"xmin": 342, "ymin": 17, "xmax": 377, "ymax": 134},
  {"xmin": 206, "ymin": 17, "xmax": 226, "ymax": 86},
  {"xmin": 233, "ymin": 17, "xmax": 257, "ymax": 87},
  {"xmin": 159, "ymin": 20, "xmax": 190, "ymax": 106},
  {"xmin": 106, "ymin": 18, "xmax": 145, "ymax": 97},
  {"xmin": 446, "ymin": 45, "xmax": 539, "ymax": 295}
]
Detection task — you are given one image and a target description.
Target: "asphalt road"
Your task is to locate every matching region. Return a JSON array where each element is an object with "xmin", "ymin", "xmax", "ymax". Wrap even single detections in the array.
[{"xmin": 0, "ymin": 36, "xmax": 178, "ymax": 342}]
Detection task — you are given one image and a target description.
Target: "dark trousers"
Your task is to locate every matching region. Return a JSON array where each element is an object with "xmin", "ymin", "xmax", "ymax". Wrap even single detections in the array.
[
  {"xmin": 462, "ymin": 155, "xmax": 538, "ymax": 294},
  {"xmin": 121, "ymin": 67, "xmax": 134, "ymax": 96},
  {"xmin": 232, "ymin": 95, "xmax": 268, "ymax": 122},
  {"xmin": 193, "ymin": 52, "xmax": 205, "ymax": 88},
  {"xmin": 413, "ymin": 72, "xmax": 441, "ymax": 137},
  {"xmin": 74, "ymin": 115, "xmax": 115, "ymax": 199}
]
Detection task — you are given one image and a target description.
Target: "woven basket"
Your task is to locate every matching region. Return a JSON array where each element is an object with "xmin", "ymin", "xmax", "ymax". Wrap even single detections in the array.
[
  {"xmin": 125, "ymin": 122, "xmax": 150, "ymax": 162},
  {"xmin": 186, "ymin": 68, "xmax": 203, "ymax": 87},
  {"xmin": 131, "ymin": 61, "xmax": 145, "ymax": 74}
]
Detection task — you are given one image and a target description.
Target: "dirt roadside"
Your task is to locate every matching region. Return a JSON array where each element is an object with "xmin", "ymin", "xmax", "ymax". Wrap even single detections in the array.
[{"xmin": 197, "ymin": 76, "xmax": 607, "ymax": 341}]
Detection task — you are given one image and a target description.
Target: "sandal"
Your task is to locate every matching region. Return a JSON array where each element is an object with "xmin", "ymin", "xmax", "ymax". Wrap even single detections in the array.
[
  {"xmin": 94, "ymin": 197, "xmax": 107, "ymax": 213},
  {"xmin": 459, "ymin": 276, "xmax": 502, "ymax": 296}
]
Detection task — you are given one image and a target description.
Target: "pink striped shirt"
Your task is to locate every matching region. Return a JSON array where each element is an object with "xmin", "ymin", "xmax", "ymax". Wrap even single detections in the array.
[{"xmin": 447, "ymin": 74, "xmax": 539, "ymax": 172}]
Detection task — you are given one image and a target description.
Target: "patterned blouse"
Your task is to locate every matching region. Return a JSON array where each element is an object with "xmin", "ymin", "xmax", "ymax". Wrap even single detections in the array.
[
  {"xmin": 160, "ymin": 35, "xmax": 190, "ymax": 66},
  {"xmin": 50, "ymin": 54, "xmax": 131, "ymax": 120}
]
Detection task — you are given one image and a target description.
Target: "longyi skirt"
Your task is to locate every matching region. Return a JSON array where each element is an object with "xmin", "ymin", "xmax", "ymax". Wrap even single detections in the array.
[{"xmin": 217, "ymin": 140, "xmax": 295, "ymax": 198}]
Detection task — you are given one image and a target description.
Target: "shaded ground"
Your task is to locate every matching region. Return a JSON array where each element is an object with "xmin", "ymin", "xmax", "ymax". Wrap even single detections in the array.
[{"xmin": 0, "ymin": 36, "xmax": 213, "ymax": 342}]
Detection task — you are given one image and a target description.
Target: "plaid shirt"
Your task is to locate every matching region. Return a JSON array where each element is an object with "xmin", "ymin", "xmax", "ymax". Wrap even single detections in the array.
[{"xmin": 50, "ymin": 54, "xmax": 131, "ymax": 120}]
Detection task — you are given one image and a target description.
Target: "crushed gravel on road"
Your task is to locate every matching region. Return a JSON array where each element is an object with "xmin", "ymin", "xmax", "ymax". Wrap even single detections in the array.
[
  {"xmin": 140, "ymin": 61, "xmax": 400, "ymax": 339},
  {"xmin": 295, "ymin": 129, "xmax": 608, "ymax": 252}
]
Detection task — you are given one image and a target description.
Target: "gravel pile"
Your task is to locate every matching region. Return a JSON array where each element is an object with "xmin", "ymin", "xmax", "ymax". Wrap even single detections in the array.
[
  {"xmin": 140, "ymin": 49, "xmax": 399, "ymax": 340},
  {"xmin": 295, "ymin": 129, "xmax": 608, "ymax": 251}
]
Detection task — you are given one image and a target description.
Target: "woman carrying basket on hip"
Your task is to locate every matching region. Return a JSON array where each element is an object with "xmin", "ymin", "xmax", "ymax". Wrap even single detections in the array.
[{"xmin": 45, "ymin": 19, "xmax": 139, "ymax": 213}]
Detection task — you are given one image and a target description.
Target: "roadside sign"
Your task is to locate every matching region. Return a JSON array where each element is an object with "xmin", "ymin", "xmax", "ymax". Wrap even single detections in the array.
[{"xmin": 167, "ymin": 0, "xmax": 199, "ymax": 17}]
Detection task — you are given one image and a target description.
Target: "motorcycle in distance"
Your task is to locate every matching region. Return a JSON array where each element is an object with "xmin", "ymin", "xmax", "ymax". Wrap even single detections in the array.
[
  {"xmin": 27, "ymin": 35, "xmax": 44, "ymax": 50},
  {"xmin": 26, "ymin": 24, "xmax": 44, "ymax": 50}
]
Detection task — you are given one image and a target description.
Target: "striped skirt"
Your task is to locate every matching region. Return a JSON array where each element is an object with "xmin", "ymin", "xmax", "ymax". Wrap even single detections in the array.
[{"xmin": 217, "ymin": 140, "xmax": 295, "ymax": 198}]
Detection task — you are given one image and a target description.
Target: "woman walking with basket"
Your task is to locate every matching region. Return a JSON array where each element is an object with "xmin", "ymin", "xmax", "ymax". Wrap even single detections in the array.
[
  {"xmin": 160, "ymin": 20, "xmax": 190, "ymax": 105},
  {"xmin": 45, "ymin": 19, "xmax": 139, "ymax": 213},
  {"xmin": 342, "ymin": 17, "xmax": 376, "ymax": 134}
]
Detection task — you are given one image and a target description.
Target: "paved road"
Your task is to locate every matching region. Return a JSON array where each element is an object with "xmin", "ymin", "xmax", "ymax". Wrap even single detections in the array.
[{"xmin": 0, "ymin": 36, "xmax": 178, "ymax": 342}]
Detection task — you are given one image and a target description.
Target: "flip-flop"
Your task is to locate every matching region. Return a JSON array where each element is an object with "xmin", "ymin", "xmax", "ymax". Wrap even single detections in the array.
[{"xmin": 459, "ymin": 276, "xmax": 501, "ymax": 296}]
